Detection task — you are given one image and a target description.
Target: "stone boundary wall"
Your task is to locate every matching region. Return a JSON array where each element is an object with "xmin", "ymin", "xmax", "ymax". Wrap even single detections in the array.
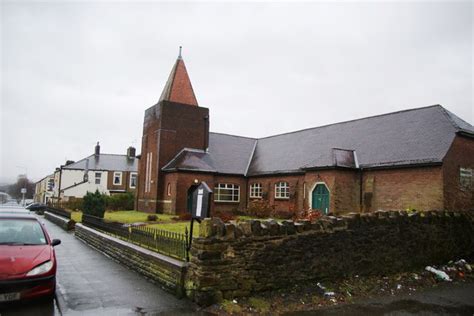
[
  {"xmin": 186, "ymin": 211, "xmax": 474, "ymax": 306},
  {"xmin": 44, "ymin": 211, "xmax": 75, "ymax": 231},
  {"xmin": 75, "ymin": 224, "xmax": 188, "ymax": 297}
]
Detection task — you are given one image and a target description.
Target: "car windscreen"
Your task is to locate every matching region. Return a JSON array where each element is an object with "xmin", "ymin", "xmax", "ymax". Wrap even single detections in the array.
[{"xmin": 0, "ymin": 219, "xmax": 47, "ymax": 245}]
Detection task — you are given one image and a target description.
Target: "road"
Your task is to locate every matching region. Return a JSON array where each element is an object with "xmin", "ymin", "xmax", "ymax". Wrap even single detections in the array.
[{"xmin": 0, "ymin": 211, "xmax": 199, "ymax": 316}]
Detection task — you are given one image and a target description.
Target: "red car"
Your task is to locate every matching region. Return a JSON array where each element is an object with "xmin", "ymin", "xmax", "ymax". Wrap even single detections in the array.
[{"xmin": 0, "ymin": 212, "xmax": 61, "ymax": 303}]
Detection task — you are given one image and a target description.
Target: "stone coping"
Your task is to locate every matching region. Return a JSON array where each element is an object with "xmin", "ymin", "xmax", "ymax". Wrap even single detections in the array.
[{"xmin": 76, "ymin": 223, "xmax": 187, "ymax": 268}]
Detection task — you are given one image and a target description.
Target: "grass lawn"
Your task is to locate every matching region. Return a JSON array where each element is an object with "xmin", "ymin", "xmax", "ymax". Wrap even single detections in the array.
[
  {"xmin": 68, "ymin": 211, "xmax": 276, "ymax": 236},
  {"xmin": 70, "ymin": 211, "xmax": 82, "ymax": 223},
  {"xmin": 104, "ymin": 210, "xmax": 175, "ymax": 223}
]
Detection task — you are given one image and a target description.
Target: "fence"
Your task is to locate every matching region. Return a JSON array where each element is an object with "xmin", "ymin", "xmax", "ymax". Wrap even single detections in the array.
[
  {"xmin": 82, "ymin": 214, "xmax": 189, "ymax": 261},
  {"xmin": 45, "ymin": 206, "xmax": 71, "ymax": 219}
]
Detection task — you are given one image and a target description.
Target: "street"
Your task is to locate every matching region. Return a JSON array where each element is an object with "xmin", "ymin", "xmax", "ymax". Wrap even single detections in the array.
[{"xmin": 0, "ymin": 212, "xmax": 199, "ymax": 316}]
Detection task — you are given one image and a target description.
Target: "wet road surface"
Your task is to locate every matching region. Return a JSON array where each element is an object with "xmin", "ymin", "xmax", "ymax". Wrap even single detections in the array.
[{"xmin": 1, "ymin": 213, "xmax": 198, "ymax": 315}]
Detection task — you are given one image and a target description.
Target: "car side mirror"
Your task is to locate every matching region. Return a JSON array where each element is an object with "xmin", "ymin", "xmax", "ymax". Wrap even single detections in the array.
[{"xmin": 51, "ymin": 239, "xmax": 61, "ymax": 247}]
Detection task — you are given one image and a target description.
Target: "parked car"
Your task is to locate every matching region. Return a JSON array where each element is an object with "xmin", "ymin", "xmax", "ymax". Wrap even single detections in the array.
[
  {"xmin": 25, "ymin": 203, "xmax": 47, "ymax": 212},
  {"xmin": 0, "ymin": 212, "xmax": 60, "ymax": 302}
]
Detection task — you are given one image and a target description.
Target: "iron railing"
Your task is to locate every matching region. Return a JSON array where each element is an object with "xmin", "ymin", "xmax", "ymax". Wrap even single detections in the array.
[
  {"xmin": 82, "ymin": 214, "xmax": 189, "ymax": 261},
  {"xmin": 45, "ymin": 206, "xmax": 71, "ymax": 219}
]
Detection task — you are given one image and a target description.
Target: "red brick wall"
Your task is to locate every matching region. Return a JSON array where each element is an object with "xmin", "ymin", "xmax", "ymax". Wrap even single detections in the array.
[
  {"xmin": 442, "ymin": 135, "xmax": 474, "ymax": 210},
  {"xmin": 303, "ymin": 170, "xmax": 360, "ymax": 214},
  {"xmin": 106, "ymin": 171, "xmax": 136, "ymax": 193},
  {"xmin": 137, "ymin": 101, "xmax": 209, "ymax": 213},
  {"xmin": 362, "ymin": 166, "xmax": 444, "ymax": 211}
]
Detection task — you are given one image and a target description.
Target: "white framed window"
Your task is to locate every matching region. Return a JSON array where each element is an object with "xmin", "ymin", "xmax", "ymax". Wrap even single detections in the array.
[
  {"xmin": 275, "ymin": 182, "xmax": 290, "ymax": 199},
  {"xmin": 167, "ymin": 183, "xmax": 171, "ymax": 196},
  {"xmin": 95, "ymin": 172, "xmax": 101, "ymax": 185},
  {"xmin": 249, "ymin": 183, "xmax": 262, "ymax": 198},
  {"xmin": 129, "ymin": 172, "xmax": 137, "ymax": 189},
  {"xmin": 113, "ymin": 172, "xmax": 122, "ymax": 185},
  {"xmin": 214, "ymin": 183, "xmax": 240, "ymax": 202},
  {"xmin": 460, "ymin": 167, "xmax": 473, "ymax": 189}
]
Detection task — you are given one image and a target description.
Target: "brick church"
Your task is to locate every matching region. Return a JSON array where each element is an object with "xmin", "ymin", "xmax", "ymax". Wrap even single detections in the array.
[{"xmin": 137, "ymin": 53, "xmax": 474, "ymax": 215}]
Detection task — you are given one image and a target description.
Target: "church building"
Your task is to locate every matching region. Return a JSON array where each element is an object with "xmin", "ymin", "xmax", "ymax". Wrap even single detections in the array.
[{"xmin": 137, "ymin": 53, "xmax": 474, "ymax": 215}]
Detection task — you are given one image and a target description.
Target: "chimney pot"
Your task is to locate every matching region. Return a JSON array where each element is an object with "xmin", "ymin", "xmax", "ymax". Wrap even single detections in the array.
[
  {"xmin": 127, "ymin": 146, "xmax": 136, "ymax": 158},
  {"xmin": 95, "ymin": 142, "xmax": 100, "ymax": 156}
]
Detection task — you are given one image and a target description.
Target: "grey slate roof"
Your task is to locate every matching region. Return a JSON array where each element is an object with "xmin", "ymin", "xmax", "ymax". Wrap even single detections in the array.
[
  {"xmin": 162, "ymin": 105, "xmax": 473, "ymax": 176},
  {"xmin": 162, "ymin": 133, "xmax": 257, "ymax": 175},
  {"xmin": 63, "ymin": 154, "xmax": 138, "ymax": 172}
]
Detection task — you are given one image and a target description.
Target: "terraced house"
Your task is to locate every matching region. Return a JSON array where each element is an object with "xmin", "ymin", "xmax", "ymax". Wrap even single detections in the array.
[
  {"xmin": 137, "ymin": 54, "xmax": 474, "ymax": 215},
  {"xmin": 51, "ymin": 143, "xmax": 138, "ymax": 203}
]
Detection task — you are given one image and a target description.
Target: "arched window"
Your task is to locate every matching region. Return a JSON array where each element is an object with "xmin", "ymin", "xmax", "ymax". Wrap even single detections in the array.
[{"xmin": 167, "ymin": 183, "xmax": 171, "ymax": 196}]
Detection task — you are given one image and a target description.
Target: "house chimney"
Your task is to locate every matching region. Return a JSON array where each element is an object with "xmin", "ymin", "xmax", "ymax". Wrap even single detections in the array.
[
  {"xmin": 127, "ymin": 146, "xmax": 136, "ymax": 159},
  {"xmin": 95, "ymin": 142, "xmax": 100, "ymax": 156}
]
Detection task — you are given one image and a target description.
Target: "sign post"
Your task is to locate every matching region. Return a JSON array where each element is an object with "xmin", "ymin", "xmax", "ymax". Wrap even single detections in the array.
[
  {"xmin": 186, "ymin": 182, "xmax": 212, "ymax": 261},
  {"xmin": 20, "ymin": 188, "xmax": 27, "ymax": 206}
]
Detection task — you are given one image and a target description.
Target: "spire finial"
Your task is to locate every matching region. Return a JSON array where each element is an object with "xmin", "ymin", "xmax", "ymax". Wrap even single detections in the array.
[{"xmin": 178, "ymin": 46, "xmax": 182, "ymax": 59}]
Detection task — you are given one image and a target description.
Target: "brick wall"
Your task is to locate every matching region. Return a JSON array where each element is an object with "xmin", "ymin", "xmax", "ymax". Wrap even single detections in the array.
[
  {"xmin": 363, "ymin": 166, "xmax": 444, "ymax": 212},
  {"xmin": 186, "ymin": 211, "xmax": 474, "ymax": 306},
  {"xmin": 137, "ymin": 101, "xmax": 209, "ymax": 213},
  {"xmin": 75, "ymin": 224, "xmax": 187, "ymax": 297},
  {"xmin": 443, "ymin": 135, "xmax": 474, "ymax": 210}
]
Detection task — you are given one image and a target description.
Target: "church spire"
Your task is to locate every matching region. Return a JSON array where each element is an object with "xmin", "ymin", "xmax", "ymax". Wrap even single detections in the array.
[{"xmin": 159, "ymin": 47, "xmax": 199, "ymax": 106}]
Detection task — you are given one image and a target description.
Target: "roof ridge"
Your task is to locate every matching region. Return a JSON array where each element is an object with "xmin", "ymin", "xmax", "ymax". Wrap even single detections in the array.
[
  {"xmin": 438, "ymin": 105, "xmax": 473, "ymax": 131},
  {"xmin": 210, "ymin": 131, "xmax": 257, "ymax": 140},
  {"xmin": 258, "ymin": 104, "xmax": 442, "ymax": 140}
]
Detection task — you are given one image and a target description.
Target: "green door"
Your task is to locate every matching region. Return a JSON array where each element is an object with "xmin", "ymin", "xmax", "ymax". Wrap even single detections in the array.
[{"xmin": 312, "ymin": 184, "xmax": 330, "ymax": 214}]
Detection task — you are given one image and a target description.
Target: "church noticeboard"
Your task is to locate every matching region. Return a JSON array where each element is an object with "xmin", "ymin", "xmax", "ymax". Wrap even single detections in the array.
[{"xmin": 190, "ymin": 182, "xmax": 212, "ymax": 219}]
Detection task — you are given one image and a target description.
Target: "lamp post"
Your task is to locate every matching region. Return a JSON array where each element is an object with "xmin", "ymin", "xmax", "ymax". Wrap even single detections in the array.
[{"xmin": 16, "ymin": 165, "xmax": 28, "ymax": 206}]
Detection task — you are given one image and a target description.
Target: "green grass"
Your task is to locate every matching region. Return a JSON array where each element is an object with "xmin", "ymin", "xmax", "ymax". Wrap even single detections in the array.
[
  {"xmin": 248, "ymin": 297, "xmax": 271, "ymax": 313},
  {"xmin": 70, "ymin": 211, "xmax": 82, "ymax": 223},
  {"xmin": 105, "ymin": 210, "xmax": 176, "ymax": 223}
]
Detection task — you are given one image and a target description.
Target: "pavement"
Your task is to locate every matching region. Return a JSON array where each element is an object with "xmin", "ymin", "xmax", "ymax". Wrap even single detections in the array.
[{"xmin": 0, "ymin": 209, "xmax": 200, "ymax": 316}]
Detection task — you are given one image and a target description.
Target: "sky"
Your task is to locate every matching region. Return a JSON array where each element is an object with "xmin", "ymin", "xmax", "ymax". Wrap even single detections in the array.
[{"xmin": 1, "ymin": 1, "xmax": 473, "ymax": 183}]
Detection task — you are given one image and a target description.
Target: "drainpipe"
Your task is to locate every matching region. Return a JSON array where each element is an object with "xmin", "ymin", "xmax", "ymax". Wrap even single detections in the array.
[
  {"xmin": 57, "ymin": 166, "xmax": 62, "ymax": 207},
  {"xmin": 359, "ymin": 167, "xmax": 363, "ymax": 212}
]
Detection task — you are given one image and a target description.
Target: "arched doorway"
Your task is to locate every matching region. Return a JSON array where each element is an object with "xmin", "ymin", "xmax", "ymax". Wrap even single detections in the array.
[{"xmin": 312, "ymin": 183, "xmax": 330, "ymax": 214}]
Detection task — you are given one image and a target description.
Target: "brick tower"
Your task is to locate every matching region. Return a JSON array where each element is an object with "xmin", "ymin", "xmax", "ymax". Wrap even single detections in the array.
[{"xmin": 137, "ymin": 51, "xmax": 210, "ymax": 213}]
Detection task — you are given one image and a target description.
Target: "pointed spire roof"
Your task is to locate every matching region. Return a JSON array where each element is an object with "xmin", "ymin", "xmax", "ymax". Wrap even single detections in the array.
[{"xmin": 159, "ymin": 47, "xmax": 199, "ymax": 106}]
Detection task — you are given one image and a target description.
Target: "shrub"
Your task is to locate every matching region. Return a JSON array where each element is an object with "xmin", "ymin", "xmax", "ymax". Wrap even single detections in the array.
[
  {"xmin": 147, "ymin": 214, "xmax": 158, "ymax": 221},
  {"xmin": 62, "ymin": 198, "xmax": 83, "ymax": 211},
  {"xmin": 214, "ymin": 211, "xmax": 235, "ymax": 223},
  {"xmin": 177, "ymin": 213, "xmax": 192, "ymax": 221},
  {"xmin": 106, "ymin": 192, "xmax": 134, "ymax": 210},
  {"xmin": 82, "ymin": 190, "xmax": 106, "ymax": 218},
  {"xmin": 272, "ymin": 209, "xmax": 293, "ymax": 220},
  {"xmin": 247, "ymin": 200, "xmax": 273, "ymax": 218}
]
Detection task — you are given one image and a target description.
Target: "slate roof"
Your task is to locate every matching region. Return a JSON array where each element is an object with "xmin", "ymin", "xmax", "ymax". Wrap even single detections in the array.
[
  {"xmin": 162, "ymin": 105, "xmax": 473, "ymax": 176},
  {"xmin": 162, "ymin": 133, "xmax": 257, "ymax": 175},
  {"xmin": 62, "ymin": 154, "xmax": 138, "ymax": 172}
]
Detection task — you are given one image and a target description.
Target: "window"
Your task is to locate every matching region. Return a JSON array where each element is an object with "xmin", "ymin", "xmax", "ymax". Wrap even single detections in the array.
[
  {"xmin": 130, "ymin": 173, "xmax": 137, "ymax": 189},
  {"xmin": 214, "ymin": 183, "xmax": 240, "ymax": 202},
  {"xmin": 113, "ymin": 172, "xmax": 122, "ymax": 185},
  {"xmin": 47, "ymin": 179, "xmax": 54, "ymax": 191},
  {"xmin": 460, "ymin": 167, "xmax": 473, "ymax": 189},
  {"xmin": 95, "ymin": 172, "xmax": 101, "ymax": 185},
  {"xmin": 275, "ymin": 182, "xmax": 290, "ymax": 199},
  {"xmin": 249, "ymin": 183, "xmax": 262, "ymax": 198},
  {"xmin": 167, "ymin": 183, "xmax": 171, "ymax": 196}
]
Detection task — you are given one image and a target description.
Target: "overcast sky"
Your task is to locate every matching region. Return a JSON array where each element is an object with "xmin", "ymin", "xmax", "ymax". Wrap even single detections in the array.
[{"xmin": 1, "ymin": 1, "xmax": 472, "ymax": 183}]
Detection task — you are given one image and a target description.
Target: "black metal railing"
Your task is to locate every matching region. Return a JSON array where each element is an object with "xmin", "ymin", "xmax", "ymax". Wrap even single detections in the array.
[
  {"xmin": 45, "ymin": 206, "xmax": 71, "ymax": 219},
  {"xmin": 82, "ymin": 214, "xmax": 189, "ymax": 261}
]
